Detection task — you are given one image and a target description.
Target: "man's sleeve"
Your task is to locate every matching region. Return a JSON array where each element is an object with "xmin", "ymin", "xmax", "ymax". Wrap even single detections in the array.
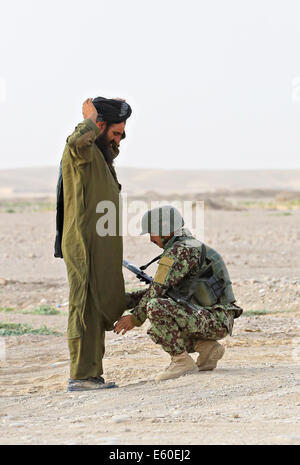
[
  {"xmin": 130, "ymin": 244, "xmax": 200, "ymax": 326},
  {"xmin": 67, "ymin": 119, "xmax": 100, "ymax": 165}
]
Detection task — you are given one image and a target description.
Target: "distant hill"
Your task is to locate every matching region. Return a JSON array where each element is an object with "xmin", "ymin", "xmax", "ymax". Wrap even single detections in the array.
[
  {"xmin": 117, "ymin": 167, "xmax": 300, "ymax": 194},
  {"xmin": 0, "ymin": 166, "xmax": 299, "ymax": 197}
]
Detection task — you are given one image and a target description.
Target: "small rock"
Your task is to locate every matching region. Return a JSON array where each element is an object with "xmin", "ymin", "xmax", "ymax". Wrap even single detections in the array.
[
  {"xmin": 112, "ymin": 415, "xmax": 130, "ymax": 423},
  {"xmin": 0, "ymin": 277, "xmax": 7, "ymax": 286},
  {"xmin": 233, "ymin": 414, "xmax": 240, "ymax": 419}
]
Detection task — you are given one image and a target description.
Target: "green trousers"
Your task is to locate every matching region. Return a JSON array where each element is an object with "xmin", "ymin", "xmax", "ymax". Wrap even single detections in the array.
[
  {"xmin": 68, "ymin": 292, "xmax": 106, "ymax": 379},
  {"xmin": 146, "ymin": 297, "xmax": 234, "ymax": 355}
]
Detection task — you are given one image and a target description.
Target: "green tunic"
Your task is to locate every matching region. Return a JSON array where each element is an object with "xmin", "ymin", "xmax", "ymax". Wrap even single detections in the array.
[{"xmin": 61, "ymin": 118, "xmax": 125, "ymax": 379}]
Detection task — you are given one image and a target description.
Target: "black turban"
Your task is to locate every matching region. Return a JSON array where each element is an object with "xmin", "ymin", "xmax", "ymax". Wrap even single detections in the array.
[{"xmin": 92, "ymin": 97, "xmax": 132, "ymax": 124}]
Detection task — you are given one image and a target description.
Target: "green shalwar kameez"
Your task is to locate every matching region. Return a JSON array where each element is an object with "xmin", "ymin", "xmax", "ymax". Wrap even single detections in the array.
[{"xmin": 61, "ymin": 119, "xmax": 125, "ymax": 379}]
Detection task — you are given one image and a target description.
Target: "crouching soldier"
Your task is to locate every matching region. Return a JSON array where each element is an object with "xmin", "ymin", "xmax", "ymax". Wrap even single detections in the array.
[{"xmin": 114, "ymin": 206, "xmax": 243, "ymax": 382}]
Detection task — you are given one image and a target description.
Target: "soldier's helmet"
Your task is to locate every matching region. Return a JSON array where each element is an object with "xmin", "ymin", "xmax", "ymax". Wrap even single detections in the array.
[{"xmin": 140, "ymin": 205, "xmax": 184, "ymax": 236}]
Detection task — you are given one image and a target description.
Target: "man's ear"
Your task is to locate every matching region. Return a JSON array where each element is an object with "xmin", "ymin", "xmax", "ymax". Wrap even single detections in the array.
[{"xmin": 95, "ymin": 121, "xmax": 107, "ymax": 133}]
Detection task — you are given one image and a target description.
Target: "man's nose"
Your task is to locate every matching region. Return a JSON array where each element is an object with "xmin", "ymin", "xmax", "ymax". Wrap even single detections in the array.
[{"xmin": 114, "ymin": 135, "xmax": 122, "ymax": 145}]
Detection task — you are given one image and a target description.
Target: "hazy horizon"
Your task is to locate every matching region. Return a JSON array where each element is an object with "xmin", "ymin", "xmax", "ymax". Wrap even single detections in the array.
[{"xmin": 1, "ymin": 166, "xmax": 300, "ymax": 198}]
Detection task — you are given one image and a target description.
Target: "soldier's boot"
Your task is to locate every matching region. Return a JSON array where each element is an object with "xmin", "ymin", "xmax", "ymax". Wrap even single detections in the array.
[
  {"xmin": 155, "ymin": 352, "xmax": 198, "ymax": 382},
  {"xmin": 194, "ymin": 340, "xmax": 225, "ymax": 371},
  {"xmin": 67, "ymin": 376, "xmax": 117, "ymax": 392}
]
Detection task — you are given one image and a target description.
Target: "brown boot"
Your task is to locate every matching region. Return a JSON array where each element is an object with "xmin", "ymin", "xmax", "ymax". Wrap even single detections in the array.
[
  {"xmin": 194, "ymin": 340, "xmax": 225, "ymax": 371},
  {"xmin": 155, "ymin": 352, "xmax": 198, "ymax": 382}
]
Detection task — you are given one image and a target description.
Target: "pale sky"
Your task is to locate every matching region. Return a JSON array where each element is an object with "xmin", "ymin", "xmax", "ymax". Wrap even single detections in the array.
[{"xmin": 0, "ymin": 0, "xmax": 299, "ymax": 170}]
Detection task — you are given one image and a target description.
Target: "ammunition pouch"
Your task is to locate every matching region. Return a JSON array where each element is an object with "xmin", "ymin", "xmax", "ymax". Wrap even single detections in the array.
[{"xmin": 192, "ymin": 276, "xmax": 225, "ymax": 307}]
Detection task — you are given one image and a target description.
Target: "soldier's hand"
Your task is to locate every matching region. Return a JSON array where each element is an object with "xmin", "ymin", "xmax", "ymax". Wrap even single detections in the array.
[
  {"xmin": 114, "ymin": 315, "xmax": 135, "ymax": 335},
  {"xmin": 82, "ymin": 98, "xmax": 98, "ymax": 123}
]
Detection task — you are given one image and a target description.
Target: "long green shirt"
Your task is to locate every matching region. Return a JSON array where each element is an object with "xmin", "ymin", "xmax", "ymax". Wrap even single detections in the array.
[{"xmin": 61, "ymin": 118, "xmax": 125, "ymax": 334}]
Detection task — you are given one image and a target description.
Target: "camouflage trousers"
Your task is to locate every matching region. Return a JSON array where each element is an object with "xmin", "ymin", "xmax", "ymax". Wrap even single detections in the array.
[{"xmin": 146, "ymin": 297, "xmax": 234, "ymax": 356}]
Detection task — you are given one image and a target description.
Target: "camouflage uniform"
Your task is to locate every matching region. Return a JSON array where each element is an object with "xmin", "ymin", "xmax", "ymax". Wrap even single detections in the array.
[{"xmin": 125, "ymin": 231, "xmax": 241, "ymax": 356}]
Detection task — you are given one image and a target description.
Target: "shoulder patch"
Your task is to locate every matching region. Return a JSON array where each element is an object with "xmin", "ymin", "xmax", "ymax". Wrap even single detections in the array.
[
  {"xmin": 154, "ymin": 256, "xmax": 174, "ymax": 284},
  {"xmin": 159, "ymin": 256, "xmax": 174, "ymax": 266}
]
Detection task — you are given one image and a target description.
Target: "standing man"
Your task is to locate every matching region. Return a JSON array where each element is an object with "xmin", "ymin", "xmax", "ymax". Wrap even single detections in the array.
[
  {"xmin": 54, "ymin": 97, "xmax": 132, "ymax": 391},
  {"xmin": 114, "ymin": 206, "xmax": 243, "ymax": 382}
]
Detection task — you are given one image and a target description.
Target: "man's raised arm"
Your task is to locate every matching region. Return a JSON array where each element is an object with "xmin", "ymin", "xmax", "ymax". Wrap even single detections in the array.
[{"xmin": 66, "ymin": 98, "xmax": 101, "ymax": 165}]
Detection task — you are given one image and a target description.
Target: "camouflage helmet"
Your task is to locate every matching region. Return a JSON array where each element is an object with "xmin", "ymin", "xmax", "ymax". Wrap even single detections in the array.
[{"xmin": 140, "ymin": 205, "xmax": 184, "ymax": 236}]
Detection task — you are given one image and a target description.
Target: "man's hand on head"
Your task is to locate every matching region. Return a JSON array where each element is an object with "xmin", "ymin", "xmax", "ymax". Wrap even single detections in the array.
[
  {"xmin": 114, "ymin": 315, "xmax": 136, "ymax": 335},
  {"xmin": 82, "ymin": 98, "xmax": 98, "ymax": 124}
]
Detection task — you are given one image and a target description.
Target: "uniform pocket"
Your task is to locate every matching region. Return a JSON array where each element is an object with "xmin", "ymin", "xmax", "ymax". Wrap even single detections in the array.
[{"xmin": 67, "ymin": 306, "xmax": 83, "ymax": 339}]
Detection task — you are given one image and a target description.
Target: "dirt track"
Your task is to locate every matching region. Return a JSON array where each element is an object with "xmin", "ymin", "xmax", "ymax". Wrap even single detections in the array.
[{"xmin": 0, "ymin": 209, "xmax": 299, "ymax": 444}]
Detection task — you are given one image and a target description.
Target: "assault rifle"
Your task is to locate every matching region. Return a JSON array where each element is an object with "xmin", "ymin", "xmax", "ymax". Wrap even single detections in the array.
[
  {"xmin": 122, "ymin": 259, "xmax": 199, "ymax": 312},
  {"xmin": 122, "ymin": 259, "xmax": 153, "ymax": 284}
]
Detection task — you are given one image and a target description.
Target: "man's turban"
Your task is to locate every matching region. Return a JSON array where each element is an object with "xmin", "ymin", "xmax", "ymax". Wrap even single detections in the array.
[{"xmin": 92, "ymin": 97, "xmax": 132, "ymax": 124}]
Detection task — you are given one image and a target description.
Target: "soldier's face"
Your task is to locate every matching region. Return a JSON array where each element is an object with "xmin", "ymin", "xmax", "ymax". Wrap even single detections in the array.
[{"xmin": 150, "ymin": 235, "xmax": 164, "ymax": 248}]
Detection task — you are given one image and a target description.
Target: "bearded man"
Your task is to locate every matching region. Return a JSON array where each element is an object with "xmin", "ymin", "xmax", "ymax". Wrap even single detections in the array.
[{"xmin": 54, "ymin": 97, "xmax": 132, "ymax": 391}]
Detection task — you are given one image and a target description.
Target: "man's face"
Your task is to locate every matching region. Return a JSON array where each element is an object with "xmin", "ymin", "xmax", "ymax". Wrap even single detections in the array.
[{"xmin": 98, "ymin": 122, "xmax": 125, "ymax": 147}]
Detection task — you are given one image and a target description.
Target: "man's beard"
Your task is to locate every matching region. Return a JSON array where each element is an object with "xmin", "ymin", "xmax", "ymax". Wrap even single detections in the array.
[{"xmin": 95, "ymin": 131, "xmax": 114, "ymax": 167}]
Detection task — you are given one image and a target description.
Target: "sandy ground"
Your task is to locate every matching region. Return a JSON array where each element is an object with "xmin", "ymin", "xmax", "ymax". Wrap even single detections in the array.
[{"xmin": 0, "ymin": 208, "xmax": 299, "ymax": 445}]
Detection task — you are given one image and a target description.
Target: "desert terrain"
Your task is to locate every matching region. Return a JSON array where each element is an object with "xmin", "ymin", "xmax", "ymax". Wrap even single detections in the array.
[{"xmin": 0, "ymin": 168, "xmax": 299, "ymax": 445}]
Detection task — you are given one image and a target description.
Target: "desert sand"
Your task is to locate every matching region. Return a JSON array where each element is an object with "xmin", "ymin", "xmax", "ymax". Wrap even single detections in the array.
[{"xmin": 0, "ymin": 168, "xmax": 299, "ymax": 445}]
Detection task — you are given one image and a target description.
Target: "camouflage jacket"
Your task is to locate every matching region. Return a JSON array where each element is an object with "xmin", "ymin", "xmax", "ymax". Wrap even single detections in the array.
[{"xmin": 125, "ymin": 230, "xmax": 241, "ymax": 326}]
